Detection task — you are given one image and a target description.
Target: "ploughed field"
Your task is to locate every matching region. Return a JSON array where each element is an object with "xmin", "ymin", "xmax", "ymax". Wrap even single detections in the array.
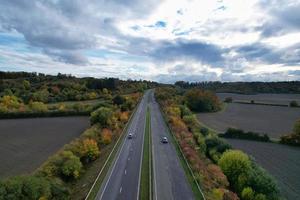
[
  {"xmin": 197, "ymin": 103, "xmax": 300, "ymax": 138},
  {"xmin": 226, "ymin": 139, "xmax": 300, "ymax": 200},
  {"xmin": 0, "ymin": 117, "xmax": 89, "ymax": 179},
  {"xmin": 217, "ymin": 93, "xmax": 300, "ymax": 105}
]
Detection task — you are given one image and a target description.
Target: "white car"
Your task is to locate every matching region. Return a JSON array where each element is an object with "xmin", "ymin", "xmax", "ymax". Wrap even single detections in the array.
[
  {"xmin": 128, "ymin": 133, "xmax": 133, "ymax": 139},
  {"xmin": 161, "ymin": 136, "xmax": 168, "ymax": 143}
]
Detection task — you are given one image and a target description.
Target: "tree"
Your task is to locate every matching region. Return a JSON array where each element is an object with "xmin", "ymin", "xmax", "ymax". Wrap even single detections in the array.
[
  {"xmin": 113, "ymin": 95, "xmax": 125, "ymax": 105},
  {"xmin": 60, "ymin": 151, "xmax": 82, "ymax": 179},
  {"xmin": 101, "ymin": 128, "xmax": 112, "ymax": 144},
  {"xmin": 80, "ymin": 139, "xmax": 100, "ymax": 162},
  {"xmin": 90, "ymin": 107, "xmax": 113, "ymax": 126},
  {"xmin": 0, "ymin": 95, "xmax": 21, "ymax": 109},
  {"xmin": 184, "ymin": 89, "xmax": 221, "ymax": 112},
  {"xmin": 218, "ymin": 150, "xmax": 251, "ymax": 190}
]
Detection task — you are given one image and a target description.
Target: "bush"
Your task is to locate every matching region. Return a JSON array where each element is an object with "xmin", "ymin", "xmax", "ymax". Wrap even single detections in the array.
[
  {"xmin": 241, "ymin": 187, "xmax": 255, "ymax": 200},
  {"xmin": 90, "ymin": 107, "xmax": 113, "ymax": 126},
  {"xmin": 200, "ymin": 127, "xmax": 209, "ymax": 136},
  {"xmin": 184, "ymin": 89, "xmax": 221, "ymax": 112},
  {"xmin": 222, "ymin": 128, "xmax": 270, "ymax": 142},
  {"xmin": 179, "ymin": 105, "xmax": 192, "ymax": 118},
  {"xmin": 60, "ymin": 151, "xmax": 82, "ymax": 179},
  {"xmin": 224, "ymin": 97, "xmax": 233, "ymax": 103},
  {"xmin": 289, "ymin": 100, "xmax": 299, "ymax": 107},
  {"xmin": 29, "ymin": 101, "xmax": 48, "ymax": 112},
  {"xmin": 280, "ymin": 119, "xmax": 300, "ymax": 146}
]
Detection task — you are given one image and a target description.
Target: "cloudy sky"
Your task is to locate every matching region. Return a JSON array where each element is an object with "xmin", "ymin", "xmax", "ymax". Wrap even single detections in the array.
[{"xmin": 0, "ymin": 0, "xmax": 300, "ymax": 83}]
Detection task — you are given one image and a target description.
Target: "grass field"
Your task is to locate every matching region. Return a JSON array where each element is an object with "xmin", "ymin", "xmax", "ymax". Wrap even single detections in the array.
[
  {"xmin": 226, "ymin": 139, "xmax": 300, "ymax": 200},
  {"xmin": 0, "ymin": 116, "xmax": 89, "ymax": 179},
  {"xmin": 217, "ymin": 93, "xmax": 300, "ymax": 105},
  {"xmin": 197, "ymin": 103, "xmax": 300, "ymax": 138}
]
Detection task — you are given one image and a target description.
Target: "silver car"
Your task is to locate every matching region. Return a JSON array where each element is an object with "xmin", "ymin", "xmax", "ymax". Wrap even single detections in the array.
[{"xmin": 161, "ymin": 136, "xmax": 168, "ymax": 143}]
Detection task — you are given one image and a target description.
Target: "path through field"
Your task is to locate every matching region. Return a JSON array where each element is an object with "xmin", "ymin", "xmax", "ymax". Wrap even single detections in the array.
[{"xmin": 0, "ymin": 116, "xmax": 89, "ymax": 179}]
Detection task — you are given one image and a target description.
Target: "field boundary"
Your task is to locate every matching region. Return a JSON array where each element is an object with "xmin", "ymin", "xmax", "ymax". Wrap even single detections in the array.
[
  {"xmin": 158, "ymin": 104, "xmax": 206, "ymax": 200},
  {"xmin": 84, "ymin": 97, "xmax": 141, "ymax": 200}
]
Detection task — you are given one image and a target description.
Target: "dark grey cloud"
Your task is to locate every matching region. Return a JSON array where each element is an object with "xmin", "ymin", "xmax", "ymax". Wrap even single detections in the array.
[
  {"xmin": 0, "ymin": 0, "xmax": 162, "ymax": 65},
  {"xmin": 258, "ymin": 0, "xmax": 300, "ymax": 37},
  {"xmin": 154, "ymin": 72, "xmax": 219, "ymax": 83},
  {"xmin": 233, "ymin": 42, "xmax": 300, "ymax": 66},
  {"xmin": 148, "ymin": 39, "xmax": 225, "ymax": 65}
]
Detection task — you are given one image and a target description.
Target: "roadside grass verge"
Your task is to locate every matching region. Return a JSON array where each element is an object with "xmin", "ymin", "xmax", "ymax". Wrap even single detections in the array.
[
  {"xmin": 140, "ymin": 106, "xmax": 152, "ymax": 200},
  {"xmin": 160, "ymin": 110, "xmax": 205, "ymax": 200},
  {"xmin": 84, "ymin": 102, "xmax": 139, "ymax": 200}
]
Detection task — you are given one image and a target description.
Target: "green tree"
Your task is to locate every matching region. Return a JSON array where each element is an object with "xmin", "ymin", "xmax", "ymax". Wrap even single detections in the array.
[
  {"xmin": 218, "ymin": 150, "xmax": 251, "ymax": 190},
  {"xmin": 113, "ymin": 95, "xmax": 125, "ymax": 105},
  {"xmin": 90, "ymin": 107, "xmax": 113, "ymax": 126},
  {"xmin": 61, "ymin": 151, "xmax": 82, "ymax": 179}
]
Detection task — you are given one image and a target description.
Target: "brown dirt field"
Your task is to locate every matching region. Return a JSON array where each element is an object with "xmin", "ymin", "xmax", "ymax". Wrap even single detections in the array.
[
  {"xmin": 217, "ymin": 93, "xmax": 300, "ymax": 105},
  {"xmin": 226, "ymin": 139, "xmax": 300, "ymax": 200},
  {"xmin": 197, "ymin": 103, "xmax": 300, "ymax": 139},
  {"xmin": 0, "ymin": 116, "xmax": 89, "ymax": 179}
]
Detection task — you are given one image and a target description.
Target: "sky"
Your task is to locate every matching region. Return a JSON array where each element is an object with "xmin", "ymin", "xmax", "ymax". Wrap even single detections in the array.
[{"xmin": 0, "ymin": 0, "xmax": 300, "ymax": 83}]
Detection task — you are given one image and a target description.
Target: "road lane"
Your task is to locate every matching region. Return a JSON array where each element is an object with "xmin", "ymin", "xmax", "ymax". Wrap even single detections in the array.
[
  {"xmin": 150, "ymin": 90, "xmax": 194, "ymax": 200},
  {"xmin": 96, "ymin": 90, "xmax": 150, "ymax": 200}
]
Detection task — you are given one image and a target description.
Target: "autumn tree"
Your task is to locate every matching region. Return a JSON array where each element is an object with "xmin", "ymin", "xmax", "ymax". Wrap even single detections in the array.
[
  {"xmin": 184, "ymin": 89, "xmax": 221, "ymax": 112},
  {"xmin": 80, "ymin": 139, "xmax": 100, "ymax": 162},
  {"xmin": 101, "ymin": 128, "xmax": 112, "ymax": 144}
]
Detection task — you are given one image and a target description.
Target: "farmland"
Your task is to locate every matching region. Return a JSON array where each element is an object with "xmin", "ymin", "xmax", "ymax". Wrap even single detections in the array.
[
  {"xmin": 0, "ymin": 116, "xmax": 89, "ymax": 179},
  {"xmin": 217, "ymin": 93, "xmax": 300, "ymax": 105},
  {"xmin": 197, "ymin": 103, "xmax": 300, "ymax": 138},
  {"xmin": 226, "ymin": 139, "xmax": 300, "ymax": 200}
]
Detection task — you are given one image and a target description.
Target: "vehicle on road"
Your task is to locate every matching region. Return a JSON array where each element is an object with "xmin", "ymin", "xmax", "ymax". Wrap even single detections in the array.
[
  {"xmin": 161, "ymin": 136, "xmax": 168, "ymax": 143},
  {"xmin": 128, "ymin": 133, "xmax": 133, "ymax": 139}
]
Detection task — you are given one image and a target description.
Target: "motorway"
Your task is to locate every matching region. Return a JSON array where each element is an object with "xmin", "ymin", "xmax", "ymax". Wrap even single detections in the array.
[
  {"xmin": 149, "ymin": 91, "xmax": 194, "ymax": 200},
  {"xmin": 96, "ymin": 90, "xmax": 149, "ymax": 200},
  {"xmin": 95, "ymin": 89, "xmax": 194, "ymax": 200}
]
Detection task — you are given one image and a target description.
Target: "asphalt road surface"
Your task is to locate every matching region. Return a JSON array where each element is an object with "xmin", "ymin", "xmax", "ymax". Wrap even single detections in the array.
[
  {"xmin": 149, "ymin": 90, "xmax": 195, "ymax": 200},
  {"xmin": 96, "ymin": 90, "xmax": 150, "ymax": 200}
]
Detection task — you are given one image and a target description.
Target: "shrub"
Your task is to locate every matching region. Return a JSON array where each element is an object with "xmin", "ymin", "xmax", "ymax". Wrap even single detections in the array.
[
  {"xmin": 241, "ymin": 187, "xmax": 255, "ymax": 200},
  {"xmin": 184, "ymin": 89, "xmax": 221, "ymax": 112},
  {"xmin": 200, "ymin": 127, "xmax": 209, "ymax": 136},
  {"xmin": 196, "ymin": 134, "xmax": 207, "ymax": 153},
  {"xmin": 29, "ymin": 101, "xmax": 48, "ymax": 112},
  {"xmin": 90, "ymin": 107, "xmax": 113, "ymax": 126},
  {"xmin": 179, "ymin": 105, "xmax": 192, "ymax": 118},
  {"xmin": 224, "ymin": 97, "xmax": 233, "ymax": 103},
  {"xmin": 61, "ymin": 151, "xmax": 82, "ymax": 179},
  {"xmin": 289, "ymin": 100, "xmax": 299, "ymax": 107},
  {"xmin": 222, "ymin": 128, "xmax": 270, "ymax": 142},
  {"xmin": 293, "ymin": 119, "xmax": 300, "ymax": 135}
]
